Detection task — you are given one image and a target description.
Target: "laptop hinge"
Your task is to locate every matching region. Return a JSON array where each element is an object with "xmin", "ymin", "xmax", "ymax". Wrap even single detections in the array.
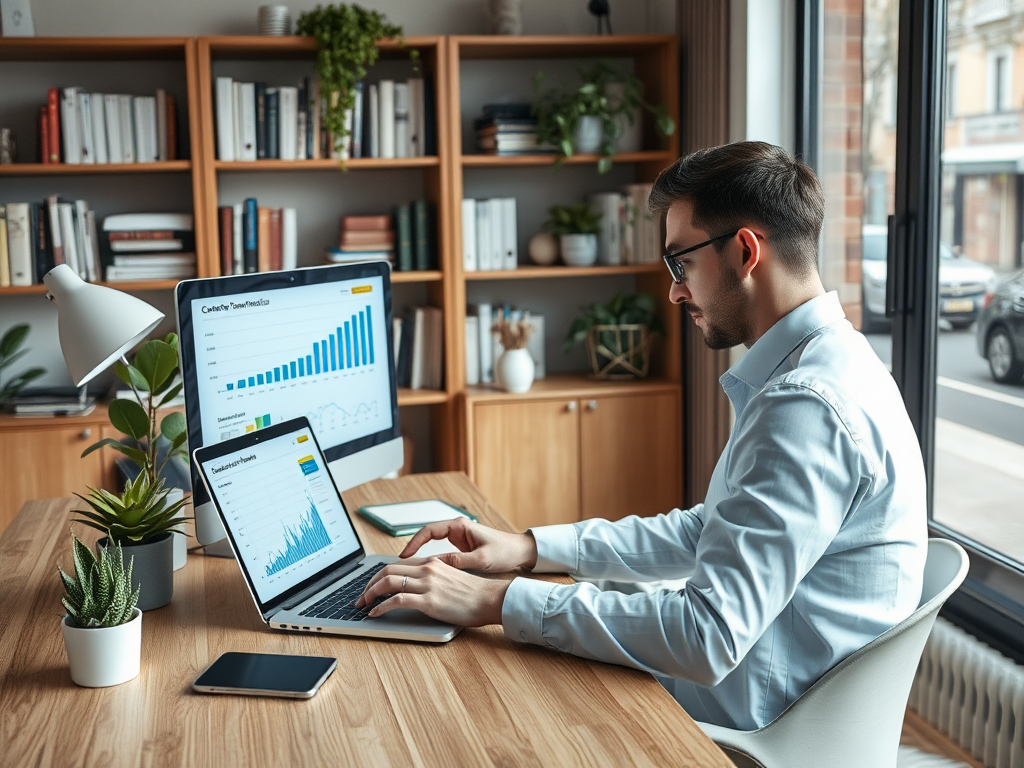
[{"xmin": 278, "ymin": 558, "xmax": 363, "ymax": 611}]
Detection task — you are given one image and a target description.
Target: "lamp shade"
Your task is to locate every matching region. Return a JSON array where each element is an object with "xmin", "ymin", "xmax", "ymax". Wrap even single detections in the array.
[{"xmin": 43, "ymin": 264, "xmax": 165, "ymax": 386}]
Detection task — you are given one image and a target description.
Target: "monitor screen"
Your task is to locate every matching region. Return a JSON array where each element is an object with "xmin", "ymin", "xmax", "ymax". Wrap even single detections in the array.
[{"xmin": 176, "ymin": 262, "xmax": 401, "ymax": 511}]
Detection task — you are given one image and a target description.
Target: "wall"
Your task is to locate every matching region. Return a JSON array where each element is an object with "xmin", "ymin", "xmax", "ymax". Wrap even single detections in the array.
[{"xmin": 0, "ymin": 0, "xmax": 675, "ymax": 389}]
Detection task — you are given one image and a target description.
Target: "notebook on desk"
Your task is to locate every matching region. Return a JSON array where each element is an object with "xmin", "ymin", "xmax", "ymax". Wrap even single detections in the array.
[
  {"xmin": 358, "ymin": 499, "xmax": 476, "ymax": 537},
  {"xmin": 193, "ymin": 416, "xmax": 460, "ymax": 643}
]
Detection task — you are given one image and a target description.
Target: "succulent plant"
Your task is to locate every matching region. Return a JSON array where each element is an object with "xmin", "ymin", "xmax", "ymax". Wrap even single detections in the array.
[
  {"xmin": 59, "ymin": 532, "xmax": 139, "ymax": 628},
  {"xmin": 74, "ymin": 471, "xmax": 190, "ymax": 545}
]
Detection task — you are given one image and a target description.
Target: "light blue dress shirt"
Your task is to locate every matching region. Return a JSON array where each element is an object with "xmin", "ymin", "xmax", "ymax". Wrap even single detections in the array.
[{"xmin": 501, "ymin": 292, "xmax": 927, "ymax": 730}]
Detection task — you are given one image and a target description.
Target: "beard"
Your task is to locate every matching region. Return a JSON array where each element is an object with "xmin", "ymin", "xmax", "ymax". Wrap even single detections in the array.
[{"xmin": 688, "ymin": 265, "xmax": 753, "ymax": 350}]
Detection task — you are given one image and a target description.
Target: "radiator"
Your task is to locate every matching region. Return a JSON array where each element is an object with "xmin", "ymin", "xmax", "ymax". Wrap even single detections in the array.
[{"xmin": 909, "ymin": 618, "xmax": 1024, "ymax": 768}]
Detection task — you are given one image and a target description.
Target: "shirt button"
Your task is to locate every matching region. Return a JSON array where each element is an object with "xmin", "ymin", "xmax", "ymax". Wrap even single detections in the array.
[{"xmin": 520, "ymin": 631, "xmax": 528, "ymax": 641}]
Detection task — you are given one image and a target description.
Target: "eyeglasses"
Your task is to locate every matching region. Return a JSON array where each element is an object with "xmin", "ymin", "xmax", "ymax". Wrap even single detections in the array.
[{"xmin": 662, "ymin": 231, "xmax": 738, "ymax": 284}]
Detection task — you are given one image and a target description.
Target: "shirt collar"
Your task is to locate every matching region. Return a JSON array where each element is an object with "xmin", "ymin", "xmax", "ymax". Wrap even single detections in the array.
[{"xmin": 723, "ymin": 291, "xmax": 847, "ymax": 393}]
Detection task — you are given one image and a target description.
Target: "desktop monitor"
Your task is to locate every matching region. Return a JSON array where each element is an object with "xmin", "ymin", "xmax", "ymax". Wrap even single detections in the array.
[{"xmin": 175, "ymin": 261, "xmax": 403, "ymax": 550}]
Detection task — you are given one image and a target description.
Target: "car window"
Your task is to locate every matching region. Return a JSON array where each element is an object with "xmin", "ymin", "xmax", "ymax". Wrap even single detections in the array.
[{"xmin": 863, "ymin": 234, "xmax": 886, "ymax": 261}]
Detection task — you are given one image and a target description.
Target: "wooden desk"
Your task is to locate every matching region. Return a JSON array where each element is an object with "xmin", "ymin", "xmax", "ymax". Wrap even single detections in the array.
[{"xmin": 0, "ymin": 472, "xmax": 730, "ymax": 768}]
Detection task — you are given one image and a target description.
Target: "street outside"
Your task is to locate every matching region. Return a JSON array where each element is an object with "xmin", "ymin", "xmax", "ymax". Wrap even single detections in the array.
[{"xmin": 864, "ymin": 327, "xmax": 1024, "ymax": 564}]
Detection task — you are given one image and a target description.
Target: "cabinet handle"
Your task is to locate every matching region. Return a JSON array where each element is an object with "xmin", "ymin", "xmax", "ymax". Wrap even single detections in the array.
[
  {"xmin": 586, "ymin": 400, "xmax": 598, "ymax": 411},
  {"xmin": 79, "ymin": 428, "xmax": 92, "ymax": 440},
  {"xmin": 566, "ymin": 401, "xmax": 577, "ymax": 412}
]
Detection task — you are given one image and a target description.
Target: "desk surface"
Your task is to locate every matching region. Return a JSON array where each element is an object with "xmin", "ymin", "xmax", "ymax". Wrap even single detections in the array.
[{"xmin": 0, "ymin": 472, "xmax": 730, "ymax": 768}]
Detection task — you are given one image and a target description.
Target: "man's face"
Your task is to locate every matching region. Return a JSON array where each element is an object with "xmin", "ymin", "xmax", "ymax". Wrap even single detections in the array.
[{"xmin": 665, "ymin": 201, "xmax": 753, "ymax": 350}]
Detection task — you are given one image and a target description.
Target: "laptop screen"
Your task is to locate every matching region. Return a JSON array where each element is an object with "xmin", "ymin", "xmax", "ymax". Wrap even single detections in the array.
[{"xmin": 197, "ymin": 422, "xmax": 363, "ymax": 605}]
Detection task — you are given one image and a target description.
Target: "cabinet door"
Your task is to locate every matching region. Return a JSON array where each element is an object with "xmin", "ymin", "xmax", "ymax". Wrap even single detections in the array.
[
  {"xmin": 579, "ymin": 392, "xmax": 683, "ymax": 522},
  {"xmin": 0, "ymin": 425, "xmax": 106, "ymax": 534},
  {"xmin": 472, "ymin": 399, "xmax": 580, "ymax": 531}
]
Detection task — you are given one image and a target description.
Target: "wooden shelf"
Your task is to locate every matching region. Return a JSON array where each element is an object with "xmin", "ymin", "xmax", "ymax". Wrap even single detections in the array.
[
  {"xmin": 452, "ymin": 34, "xmax": 679, "ymax": 60},
  {"xmin": 465, "ymin": 264, "xmax": 664, "ymax": 280},
  {"xmin": 397, "ymin": 388, "xmax": 449, "ymax": 406},
  {"xmin": 0, "ymin": 37, "xmax": 192, "ymax": 62},
  {"xmin": 465, "ymin": 373, "xmax": 680, "ymax": 402},
  {"xmin": 392, "ymin": 270, "xmax": 442, "ymax": 283},
  {"xmin": 0, "ymin": 161, "xmax": 191, "ymax": 177},
  {"xmin": 0, "ymin": 280, "xmax": 182, "ymax": 295},
  {"xmin": 213, "ymin": 157, "xmax": 438, "ymax": 172},
  {"xmin": 202, "ymin": 35, "xmax": 440, "ymax": 61},
  {"xmin": 461, "ymin": 150, "xmax": 673, "ymax": 168}
]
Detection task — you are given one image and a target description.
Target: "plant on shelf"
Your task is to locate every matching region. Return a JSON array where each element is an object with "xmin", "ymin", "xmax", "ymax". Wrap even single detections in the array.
[
  {"xmin": 543, "ymin": 202, "xmax": 602, "ymax": 267},
  {"xmin": 59, "ymin": 532, "xmax": 142, "ymax": 688},
  {"xmin": 0, "ymin": 324, "xmax": 46, "ymax": 406},
  {"xmin": 563, "ymin": 293, "xmax": 665, "ymax": 379},
  {"xmin": 533, "ymin": 60, "xmax": 675, "ymax": 173},
  {"xmin": 296, "ymin": 3, "xmax": 415, "ymax": 162}
]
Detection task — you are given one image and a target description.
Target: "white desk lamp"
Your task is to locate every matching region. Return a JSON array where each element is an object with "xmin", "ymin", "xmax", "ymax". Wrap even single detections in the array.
[{"xmin": 42, "ymin": 264, "xmax": 164, "ymax": 386}]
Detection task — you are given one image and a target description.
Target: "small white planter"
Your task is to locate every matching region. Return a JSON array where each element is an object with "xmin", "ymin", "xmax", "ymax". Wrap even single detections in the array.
[
  {"xmin": 62, "ymin": 607, "xmax": 142, "ymax": 688},
  {"xmin": 573, "ymin": 115, "xmax": 603, "ymax": 154},
  {"xmin": 560, "ymin": 234, "xmax": 598, "ymax": 267},
  {"xmin": 497, "ymin": 348, "xmax": 535, "ymax": 393}
]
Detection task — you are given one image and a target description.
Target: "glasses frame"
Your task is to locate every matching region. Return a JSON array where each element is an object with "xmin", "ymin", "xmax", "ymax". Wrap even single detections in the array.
[{"xmin": 662, "ymin": 231, "xmax": 739, "ymax": 284}]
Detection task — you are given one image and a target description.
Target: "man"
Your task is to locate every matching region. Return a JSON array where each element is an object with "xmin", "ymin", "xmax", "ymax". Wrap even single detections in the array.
[{"xmin": 357, "ymin": 141, "xmax": 927, "ymax": 730}]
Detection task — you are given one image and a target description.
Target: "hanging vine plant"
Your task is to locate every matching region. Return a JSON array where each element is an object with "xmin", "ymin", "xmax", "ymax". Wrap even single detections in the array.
[{"xmin": 296, "ymin": 4, "xmax": 417, "ymax": 163}]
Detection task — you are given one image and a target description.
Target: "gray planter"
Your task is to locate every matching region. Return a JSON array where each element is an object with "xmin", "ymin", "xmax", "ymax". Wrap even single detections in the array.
[{"xmin": 97, "ymin": 533, "xmax": 174, "ymax": 611}]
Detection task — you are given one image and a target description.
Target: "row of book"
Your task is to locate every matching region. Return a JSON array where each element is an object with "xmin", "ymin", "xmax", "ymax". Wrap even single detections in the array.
[
  {"xmin": 36, "ymin": 87, "xmax": 178, "ymax": 165},
  {"xmin": 465, "ymin": 303, "xmax": 545, "ymax": 386},
  {"xmin": 327, "ymin": 202, "xmax": 436, "ymax": 272},
  {"xmin": 460, "ymin": 198, "xmax": 518, "ymax": 271},
  {"xmin": 392, "ymin": 306, "xmax": 444, "ymax": 391},
  {"xmin": 0, "ymin": 200, "xmax": 195, "ymax": 285},
  {"xmin": 473, "ymin": 103, "xmax": 554, "ymax": 156},
  {"xmin": 575, "ymin": 186, "xmax": 662, "ymax": 266},
  {"xmin": 218, "ymin": 200, "xmax": 298, "ymax": 275},
  {"xmin": 215, "ymin": 76, "xmax": 435, "ymax": 162}
]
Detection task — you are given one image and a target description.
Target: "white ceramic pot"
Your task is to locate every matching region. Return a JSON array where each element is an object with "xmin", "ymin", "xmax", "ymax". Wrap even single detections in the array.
[
  {"xmin": 573, "ymin": 115, "xmax": 603, "ymax": 154},
  {"xmin": 166, "ymin": 488, "xmax": 187, "ymax": 571},
  {"xmin": 62, "ymin": 607, "xmax": 142, "ymax": 688},
  {"xmin": 560, "ymin": 234, "xmax": 598, "ymax": 267},
  {"xmin": 497, "ymin": 348, "xmax": 535, "ymax": 393},
  {"xmin": 528, "ymin": 232, "xmax": 559, "ymax": 266}
]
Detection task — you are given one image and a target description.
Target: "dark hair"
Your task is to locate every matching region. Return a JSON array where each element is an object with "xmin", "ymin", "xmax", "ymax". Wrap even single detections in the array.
[{"xmin": 649, "ymin": 141, "xmax": 825, "ymax": 276}]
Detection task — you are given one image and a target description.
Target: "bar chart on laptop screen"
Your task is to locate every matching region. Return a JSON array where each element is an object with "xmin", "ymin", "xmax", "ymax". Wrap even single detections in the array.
[{"xmin": 191, "ymin": 278, "xmax": 392, "ymax": 451}]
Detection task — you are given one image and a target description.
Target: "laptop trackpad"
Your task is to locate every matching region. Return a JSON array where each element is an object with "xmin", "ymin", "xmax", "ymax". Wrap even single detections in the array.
[{"xmin": 374, "ymin": 608, "xmax": 452, "ymax": 629}]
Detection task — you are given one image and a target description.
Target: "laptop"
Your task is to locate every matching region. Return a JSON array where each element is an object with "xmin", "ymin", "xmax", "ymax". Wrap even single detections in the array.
[{"xmin": 193, "ymin": 416, "xmax": 460, "ymax": 643}]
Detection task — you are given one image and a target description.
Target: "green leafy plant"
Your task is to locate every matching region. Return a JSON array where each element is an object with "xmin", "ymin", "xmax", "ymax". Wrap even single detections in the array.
[
  {"xmin": 543, "ymin": 202, "xmax": 603, "ymax": 237},
  {"xmin": 59, "ymin": 532, "xmax": 139, "ymax": 628},
  {"xmin": 75, "ymin": 471, "xmax": 189, "ymax": 545},
  {"xmin": 533, "ymin": 60, "xmax": 675, "ymax": 173},
  {"xmin": 0, "ymin": 324, "xmax": 45, "ymax": 405},
  {"xmin": 296, "ymin": 3, "xmax": 415, "ymax": 163},
  {"xmin": 563, "ymin": 293, "xmax": 665, "ymax": 354}
]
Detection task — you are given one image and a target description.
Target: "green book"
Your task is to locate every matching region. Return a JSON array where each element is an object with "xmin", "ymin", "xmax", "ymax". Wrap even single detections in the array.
[
  {"xmin": 393, "ymin": 204, "xmax": 413, "ymax": 272},
  {"xmin": 413, "ymin": 199, "xmax": 432, "ymax": 270},
  {"xmin": 356, "ymin": 499, "xmax": 477, "ymax": 537}
]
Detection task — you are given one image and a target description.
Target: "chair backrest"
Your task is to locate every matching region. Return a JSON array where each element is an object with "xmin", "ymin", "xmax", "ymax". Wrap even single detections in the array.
[{"xmin": 714, "ymin": 539, "xmax": 969, "ymax": 768}]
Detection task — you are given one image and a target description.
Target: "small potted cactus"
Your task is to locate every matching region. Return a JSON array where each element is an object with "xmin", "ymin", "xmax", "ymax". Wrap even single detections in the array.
[{"xmin": 59, "ymin": 532, "xmax": 142, "ymax": 687}]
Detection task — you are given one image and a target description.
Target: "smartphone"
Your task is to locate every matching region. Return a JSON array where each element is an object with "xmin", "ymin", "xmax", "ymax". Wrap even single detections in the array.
[{"xmin": 192, "ymin": 652, "xmax": 337, "ymax": 699}]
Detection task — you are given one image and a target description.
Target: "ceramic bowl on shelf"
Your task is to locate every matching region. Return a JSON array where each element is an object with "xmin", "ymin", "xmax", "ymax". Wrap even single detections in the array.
[{"xmin": 560, "ymin": 234, "xmax": 598, "ymax": 267}]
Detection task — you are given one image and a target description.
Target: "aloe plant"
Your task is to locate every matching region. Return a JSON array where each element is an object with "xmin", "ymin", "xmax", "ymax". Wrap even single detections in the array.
[
  {"xmin": 74, "ymin": 471, "xmax": 190, "ymax": 545},
  {"xmin": 59, "ymin": 533, "xmax": 139, "ymax": 628}
]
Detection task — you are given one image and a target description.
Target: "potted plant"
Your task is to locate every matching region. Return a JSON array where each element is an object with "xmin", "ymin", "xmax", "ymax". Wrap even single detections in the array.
[
  {"xmin": 0, "ymin": 324, "xmax": 45, "ymax": 406},
  {"xmin": 533, "ymin": 60, "xmax": 675, "ymax": 173},
  {"xmin": 78, "ymin": 332, "xmax": 190, "ymax": 610},
  {"xmin": 296, "ymin": 4, "xmax": 413, "ymax": 162},
  {"xmin": 563, "ymin": 293, "xmax": 665, "ymax": 379},
  {"xmin": 59, "ymin": 532, "xmax": 141, "ymax": 687},
  {"xmin": 543, "ymin": 202, "xmax": 603, "ymax": 266}
]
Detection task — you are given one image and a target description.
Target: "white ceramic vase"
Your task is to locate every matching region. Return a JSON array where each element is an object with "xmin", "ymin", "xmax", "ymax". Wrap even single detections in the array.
[
  {"xmin": 560, "ymin": 234, "xmax": 598, "ymax": 267},
  {"xmin": 166, "ymin": 488, "xmax": 187, "ymax": 571},
  {"xmin": 573, "ymin": 115, "xmax": 603, "ymax": 154},
  {"xmin": 62, "ymin": 608, "xmax": 142, "ymax": 687},
  {"xmin": 497, "ymin": 348, "xmax": 535, "ymax": 393}
]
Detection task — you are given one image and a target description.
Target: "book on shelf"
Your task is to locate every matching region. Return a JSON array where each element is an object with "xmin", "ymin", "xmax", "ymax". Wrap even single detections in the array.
[
  {"xmin": 379, "ymin": 80, "xmax": 395, "ymax": 159},
  {"xmin": 466, "ymin": 197, "xmax": 516, "ymax": 271},
  {"xmin": 589, "ymin": 192, "xmax": 623, "ymax": 266},
  {"xmin": 461, "ymin": 199, "xmax": 478, "ymax": 272},
  {"xmin": 0, "ymin": 207, "xmax": 10, "ymax": 287},
  {"xmin": 393, "ymin": 82, "xmax": 409, "ymax": 160},
  {"xmin": 257, "ymin": 207, "xmax": 271, "ymax": 272},
  {"xmin": 243, "ymin": 198, "xmax": 258, "ymax": 272},
  {"xmin": 413, "ymin": 200, "xmax": 434, "ymax": 271},
  {"xmin": 473, "ymin": 103, "xmax": 555, "ymax": 156},
  {"xmin": 392, "ymin": 305, "xmax": 443, "ymax": 391},
  {"xmin": 468, "ymin": 303, "xmax": 493, "ymax": 384},
  {"xmin": 281, "ymin": 208, "xmax": 297, "ymax": 270},
  {"xmin": 216, "ymin": 77, "xmax": 235, "ymax": 162},
  {"xmin": 393, "ymin": 203, "xmax": 412, "ymax": 271},
  {"xmin": 219, "ymin": 200, "xmax": 296, "ymax": 275},
  {"xmin": 464, "ymin": 315, "xmax": 480, "ymax": 386},
  {"xmin": 100, "ymin": 211, "xmax": 196, "ymax": 282},
  {"xmin": 6, "ymin": 203, "xmax": 32, "ymax": 286},
  {"xmin": 368, "ymin": 84, "xmax": 379, "ymax": 159}
]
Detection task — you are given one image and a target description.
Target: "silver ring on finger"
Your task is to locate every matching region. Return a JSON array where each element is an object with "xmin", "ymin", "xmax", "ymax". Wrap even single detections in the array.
[{"xmin": 402, "ymin": 575, "xmax": 408, "ymax": 592}]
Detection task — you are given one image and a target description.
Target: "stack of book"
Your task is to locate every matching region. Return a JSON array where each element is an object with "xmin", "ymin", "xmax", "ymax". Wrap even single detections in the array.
[
  {"xmin": 464, "ymin": 303, "xmax": 545, "ymax": 386},
  {"xmin": 218, "ymin": 200, "xmax": 297, "ymax": 275},
  {"xmin": 393, "ymin": 305, "xmax": 444, "ymax": 391},
  {"xmin": 329, "ymin": 215, "xmax": 395, "ymax": 265},
  {"xmin": 460, "ymin": 198, "xmax": 517, "ymax": 271},
  {"xmin": 1, "ymin": 197, "xmax": 101, "ymax": 286},
  {"xmin": 473, "ymin": 103, "xmax": 552, "ymax": 156},
  {"xmin": 392, "ymin": 201, "xmax": 436, "ymax": 272},
  {"xmin": 620, "ymin": 183, "xmax": 660, "ymax": 265},
  {"xmin": 102, "ymin": 213, "xmax": 196, "ymax": 282},
  {"xmin": 34, "ymin": 87, "xmax": 177, "ymax": 165},
  {"xmin": 215, "ymin": 76, "xmax": 435, "ymax": 162}
]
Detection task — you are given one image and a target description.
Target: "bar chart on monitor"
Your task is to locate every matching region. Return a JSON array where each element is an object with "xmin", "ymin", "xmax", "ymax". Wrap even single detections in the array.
[{"xmin": 191, "ymin": 279, "xmax": 393, "ymax": 451}]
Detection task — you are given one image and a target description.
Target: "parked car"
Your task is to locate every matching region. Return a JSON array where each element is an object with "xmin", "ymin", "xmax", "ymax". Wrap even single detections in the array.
[
  {"xmin": 861, "ymin": 225, "xmax": 997, "ymax": 333},
  {"xmin": 976, "ymin": 269, "xmax": 1024, "ymax": 384}
]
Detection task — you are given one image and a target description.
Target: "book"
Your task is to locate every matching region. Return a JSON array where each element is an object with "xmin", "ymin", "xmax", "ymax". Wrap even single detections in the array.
[
  {"xmin": 408, "ymin": 78, "xmax": 424, "ymax": 157},
  {"xmin": 266, "ymin": 88, "xmax": 279, "ymax": 159},
  {"xmin": 465, "ymin": 315, "xmax": 480, "ymax": 386},
  {"xmin": 413, "ymin": 199, "xmax": 432, "ymax": 270},
  {"xmin": 38, "ymin": 106, "xmax": 48, "ymax": 164},
  {"xmin": 268, "ymin": 208, "xmax": 282, "ymax": 271},
  {"xmin": 104, "ymin": 94, "xmax": 123, "ymax": 163},
  {"xmin": 394, "ymin": 82, "xmax": 409, "ymax": 159},
  {"xmin": 393, "ymin": 204, "xmax": 413, "ymax": 271},
  {"xmin": 427, "ymin": 306, "xmax": 444, "ymax": 390},
  {"xmin": 305, "ymin": 77, "xmax": 315, "ymax": 160},
  {"xmin": 111, "ymin": 254, "xmax": 196, "ymax": 268},
  {"xmin": 461, "ymin": 199, "xmax": 477, "ymax": 271},
  {"xmin": 356, "ymin": 499, "xmax": 476, "ymax": 537},
  {"xmin": 86, "ymin": 211, "xmax": 101, "ymax": 282},
  {"xmin": 475, "ymin": 200, "xmax": 491, "ymax": 271},
  {"xmin": 103, "ymin": 213, "xmax": 193, "ymax": 232},
  {"xmin": 89, "ymin": 93, "xmax": 108, "ymax": 164},
  {"xmin": 58, "ymin": 203, "xmax": 80, "ymax": 278},
  {"xmin": 281, "ymin": 208, "xmax": 297, "ymax": 270},
  {"xmin": 296, "ymin": 79, "xmax": 308, "ymax": 161},
  {"xmin": 231, "ymin": 81, "xmax": 242, "ymax": 160},
  {"xmin": 257, "ymin": 207, "xmax": 271, "ymax": 272},
  {"xmin": 29, "ymin": 203, "xmax": 49, "ymax": 283},
  {"xmin": 254, "ymin": 82, "xmax": 267, "ymax": 159},
  {"xmin": 61, "ymin": 87, "xmax": 81, "ymax": 164},
  {"xmin": 393, "ymin": 317, "xmax": 402, "ymax": 369},
  {"xmin": 351, "ymin": 81, "xmax": 364, "ymax": 158},
  {"xmin": 238, "ymin": 83, "xmax": 257, "ymax": 161},
  {"xmin": 310, "ymin": 78, "xmax": 321, "ymax": 160},
  {"xmin": 165, "ymin": 92, "xmax": 177, "ymax": 161},
  {"xmin": 0, "ymin": 206, "xmax": 9, "ymax": 287},
  {"xmin": 75, "ymin": 200, "xmax": 97, "ymax": 282},
  {"xmin": 119, "ymin": 94, "xmax": 135, "ymax": 163},
  {"xmin": 232, "ymin": 203, "xmax": 244, "ymax": 274},
  {"xmin": 77, "ymin": 92, "xmax": 95, "ymax": 165},
  {"xmin": 500, "ymin": 197, "xmax": 517, "ymax": 270},
  {"xmin": 215, "ymin": 77, "xmax": 235, "ymax": 161},
  {"xmin": 279, "ymin": 86, "xmax": 298, "ymax": 161},
  {"xmin": 368, "ymin": 84, "xmax": 379, "ymax": 159},
  {"xmin": 422, "ymin": 75, "xmax": 437, "ymax": 156},
  {"xmin": 156, "ymin": 88, "xmax": 168, "ymax": 161},
  {"xmin": 487, "ymin": 198, "xmax": 503, "ymax": 272},
  {"xmin": 45, "ymin": 195, "xmax": 63, "ymax": 266},
  {"xmin": 379, "ymin": 80, "xmax": 395, "ymax": 159},
  {"xmin": 396, "ymin": 309, "xmax": 413, "ymax": 387},
  {"xmin": 325, "ymin": 248, "xmax": 393, "ymax": 263},
  {"xmin": 105, "ymin": 265, "xmax": 196, "ymax": 281},
  {"xmin": 341, "ymin": 230, "xmax": 394, "ymax": 246},
  {"xmin": 590, "ymin": 192, "xmax": 622, "ymax": 265},
  {"xmin": 342, "ymin": 214, "xmax": 391, "ymax": 231},
  {"xmin": 470, "ymin": 303, "xmax": 493, "ymax": 383},
  {"xmin": 109, "ymin": 239, "xmax": 185, "ymax": 253},
  {"xmin": 6, "ymin": 203, "xmax": 32, "ymax": 286},
  {"xmin": 46, "ymin": 88, "xmax": 60, "ymax": 163},
  {"xmin": 243, "ymin": 198, "xmax": 258, "ymax": 273},
  {"xmin": 218, "ymin": 206, "xmax": 233, "ymax": 275}
]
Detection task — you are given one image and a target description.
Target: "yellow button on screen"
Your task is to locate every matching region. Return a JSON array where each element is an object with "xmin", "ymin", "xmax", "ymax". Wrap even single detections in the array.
[
  {"xmin": 297, "ymin": 435, "xmax": 309, "ymax": 443},
  {"xmin": 353, "ymin": 285, "xmax": 372, "ymax": 294}
]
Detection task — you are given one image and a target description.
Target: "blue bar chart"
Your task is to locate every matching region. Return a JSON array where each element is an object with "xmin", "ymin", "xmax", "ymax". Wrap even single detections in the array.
[{"xmin": 264, "ymin": 495, "xmax": 332, "ymax": 577}]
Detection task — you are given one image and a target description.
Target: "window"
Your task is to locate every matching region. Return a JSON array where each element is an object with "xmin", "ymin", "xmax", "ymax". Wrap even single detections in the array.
[
  {"xmin": 946, "ymin": 58, "xmax": 957, "ymax": 120},
  {"xmin": 987, "ymin": 49, "xmax": 1012, "ymax": 113}
]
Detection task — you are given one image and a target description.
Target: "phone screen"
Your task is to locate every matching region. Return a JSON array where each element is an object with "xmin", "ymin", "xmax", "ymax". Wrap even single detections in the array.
[{"xmin": 193, "ymin": 652, "xmax": 336, "ymax": 697}]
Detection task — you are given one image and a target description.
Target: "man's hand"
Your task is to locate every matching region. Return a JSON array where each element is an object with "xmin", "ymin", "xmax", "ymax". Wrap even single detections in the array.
[
  {"xmin": 354, "ymin": 559, "xmax": 510, "ymax": 627},
  {"xmin": 399, "ymin": 517, "xmax": 538, "ymax": 572}
]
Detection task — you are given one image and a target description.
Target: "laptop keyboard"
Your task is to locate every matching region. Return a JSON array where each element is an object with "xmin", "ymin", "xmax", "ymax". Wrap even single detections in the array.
[{"xmin": 299, "ymin": 563, "xmax": 388, "ymax": 622}]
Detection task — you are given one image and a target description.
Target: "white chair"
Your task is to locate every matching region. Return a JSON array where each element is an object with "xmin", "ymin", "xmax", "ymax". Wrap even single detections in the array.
[{"xmin": 698, "ymin": 538, "xmax": 970, "ymax": 768}]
